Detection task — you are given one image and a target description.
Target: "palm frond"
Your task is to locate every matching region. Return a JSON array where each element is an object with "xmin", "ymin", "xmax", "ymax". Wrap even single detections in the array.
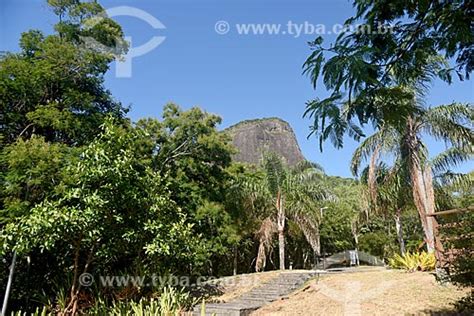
[
  {"xmin": 255, "ymin": 217, "xmax": 277, "ymax": 272},
  {"xmin": 436, "ymin": 171, "xmax": 474, "ymax": 192},
  {"xmin": 350, "ymin": 128, "xmax": 397, "ymax": 176},
  {"xmin": 292, "ymin": 213, "xmax": 321, "ymax": 255},
  {"xmin": 304, "ymin": 93, "xmax": 348, "ymax": 151},
  {"xmin": 430, "ymin": 147, "xmax": 474, "ymax": 174},
  {"xmin": 291, "ymin": 160, "xmax": 325, "ymax": 174},
  {"xmin": 262, "ymin": 153, "xmax": 286, "ymax": 196},
  {"xmin": 422, "ymin": 103, "xmax": 474, "ymax": 147}
]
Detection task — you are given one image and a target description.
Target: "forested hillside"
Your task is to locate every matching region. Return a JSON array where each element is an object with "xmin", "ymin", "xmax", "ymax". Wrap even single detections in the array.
[{"xmin": 0, "ymin": 0, "xmax": 472, "ymax": 315}]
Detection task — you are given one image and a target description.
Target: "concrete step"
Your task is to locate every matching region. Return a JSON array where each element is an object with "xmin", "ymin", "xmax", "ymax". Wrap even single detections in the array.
[{"xmin": 192, "ymin": 271, "xmax": 318, "ymax": 315}]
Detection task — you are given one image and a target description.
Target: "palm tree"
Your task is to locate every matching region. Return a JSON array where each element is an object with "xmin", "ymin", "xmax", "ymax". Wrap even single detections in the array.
[
  {"xmin": 253, "ymin": 154, "xmax": 328, "ymax": 271},
  {"xmin": 351, "ymin": 102, "xmax": 473, "ymax": 252},
  {"xmin": 360, "ymin": 162, "xmax": 412, "ymax": 255}
]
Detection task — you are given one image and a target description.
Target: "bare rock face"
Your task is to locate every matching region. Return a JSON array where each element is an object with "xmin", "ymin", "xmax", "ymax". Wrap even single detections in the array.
[{"xmin": 225, "ymin": 118, "xmax": 305, "ymax": 166}]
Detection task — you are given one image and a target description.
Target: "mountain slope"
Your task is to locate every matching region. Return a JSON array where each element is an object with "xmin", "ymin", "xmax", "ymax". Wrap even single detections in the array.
[{"xmin": 225, "ymin": 118, "xmax": 305, "ymax": 166}]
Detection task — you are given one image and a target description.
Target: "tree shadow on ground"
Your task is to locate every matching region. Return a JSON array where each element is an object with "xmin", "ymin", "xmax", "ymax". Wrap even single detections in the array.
[{"xmin": 419, "ymin": 307, "xmax": 472, "ymax": 315}]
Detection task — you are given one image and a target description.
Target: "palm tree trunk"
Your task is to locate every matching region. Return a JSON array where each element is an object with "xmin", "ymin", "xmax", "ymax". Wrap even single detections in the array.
[
  {"xmin": 394, "ymin": 209, "xmax": 406, "ymax": 255},
  {"xmin": 423, "ymin": 165, "xmax": 437, "ymax": 250},
  {"xmin": 411, "ymin": 160, "xmax": 436, "ymax": 252},
  {"xmin": 407, "ymin": 118, "xmax": 436, "ymax": 253},
  {"xmin": 278, "ymin": 229, "xmax": 285, "ymax": 270},
  {"xmin": 255, "ymin": 242, "xmax": 266, "ymax": 272},
  {"xmin": 233, "ymin": 246, "xmax": 238, "ymax": 276},
  {"xmin": 351, "ymin": 221, "xmax": 359, "ymax": 250},
  {"xmin": 276, "ymin": 191, "xmax": 285, "ymax": 270},
  {"xmin": 315, "ymin": 227, "xmax": 321, "ymax": 257},
  {"xmin": 368, "ymin": 145, "xmax": 380, "ymax": 207}
]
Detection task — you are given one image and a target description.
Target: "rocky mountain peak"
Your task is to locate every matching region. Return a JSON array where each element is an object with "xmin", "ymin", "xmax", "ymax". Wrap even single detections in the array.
[{"xmin": 225, "ymin": 117, "xmax": 305, "ymax": 166}]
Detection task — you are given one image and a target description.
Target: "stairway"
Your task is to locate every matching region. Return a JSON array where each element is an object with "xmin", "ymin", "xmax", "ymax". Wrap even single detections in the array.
[{"xmin": 193, "ymin": 271, "xmax": 317, "ymax": 316}]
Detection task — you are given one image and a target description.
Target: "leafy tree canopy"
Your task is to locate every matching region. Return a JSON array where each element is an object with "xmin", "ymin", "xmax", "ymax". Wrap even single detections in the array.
[
  {"xmin": 303, "ymin": 0, "xmax": 473, "ymax": 150},
  {"xmin": 0, "ymin": 0, "xmax": 127, "ymax": 146}
]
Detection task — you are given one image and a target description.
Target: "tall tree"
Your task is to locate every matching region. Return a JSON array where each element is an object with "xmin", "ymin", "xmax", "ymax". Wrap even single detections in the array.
[
  {"xmin": 303, "ymin": 0, "xmax": 473, "ymax": 145},
  {"xmin": 0, "ymin": 0, "xmax": 127, "ymax": 147},
  {"xmin": 0, "ymin": 120, "xmax": 199, "ymax": 314},
  {"xmin": 0, "ymin": 137, "xmax": 76, "ymax": 223},
  {"xmin": 253, "ymin": 154, "xmax": 328, "ymax": 271},
  {"xmin": 360, "ymin": 162, "xmax": 412, "ymax": 255},
  {"xmin": 135, "ymin": 104, "xmax": 236, "ymax": 275},
  {"xmin": 351, "ymin": 102, "xmax": 473, "ymax": 252}
]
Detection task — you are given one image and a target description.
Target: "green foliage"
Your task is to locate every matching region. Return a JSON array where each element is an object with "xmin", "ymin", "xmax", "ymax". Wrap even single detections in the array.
[
  {"xmin": 303, "ymin": 0, "xmax": 473, "ymax": 150},
  {"xmin": 0, "ymin": 119, "xmax": 203, "ymax": 313},
  {"xmin": 439, "ymin": 210, "xmax": 474, "ymax": 288},
  {"xmin": 358, "ymin": 231, "xmax": 396, "ymax": 259},
  {"xmin": 320, "ymin": 177, "xmax": 362, "ymax": 254},
  {"xmin": 388, "ymin": 252, "xmax": 436, "ymax": 272},
  {"xmin": 195, "ymin": 201, "xmax": 240, "ymax": 255},
  {"xmin": 319, "ymin": 204, "xmax": 354, "ymax": 253},
  {"xmin": 1, "ymin": 119, "xmax": 195, "ymax": 259},
  {"xmin": 0, "ymin": 136, "xmax": 75, "ymax": 222},
  {"xmin": 12, "ymin": 286, "xmax": 195, "ymax": 315},
  {"xmin": 155, "ymin": 286, "xmax": 195, "ymax": 316},
  {"xmin": 136, "ymin": 104, "xmax": 236, "ymax": 274},
  {"xmin": 10, "ymin": 306, "xmax": 50, "ymax": 316},
  {"xmin": 0, "ymin": 98, "xmax": 240, "ymax": 311},
  {"xmin": 89, "ymin": 286, "xmax": 194, "ymax": 316},
  {"xmin": 262, "ymin": 153, "xmax": 287, "ymax": 197},
  {"xmin": 0, "ymin": 0, "xmax": 127, "ymax": 146}
]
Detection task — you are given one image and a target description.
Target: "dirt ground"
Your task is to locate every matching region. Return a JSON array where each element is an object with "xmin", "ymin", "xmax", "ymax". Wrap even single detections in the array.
[{"xmin": 251, "ymin": 268, "xmax": 469, "ymax": 315}]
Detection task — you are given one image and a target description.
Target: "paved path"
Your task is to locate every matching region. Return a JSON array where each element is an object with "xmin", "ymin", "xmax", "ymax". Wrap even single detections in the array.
[{"xmin": 193, "ymin": 271, "xmax": 318, "ymax": 316}]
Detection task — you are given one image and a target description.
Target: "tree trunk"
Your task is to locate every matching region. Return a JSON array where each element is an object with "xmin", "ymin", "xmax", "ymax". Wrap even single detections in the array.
[
  {"xmin": 233, "ymin": 246, "xmax": 238, "ymax": 276},
  {"xmin": 410, "ymin": 159, "xmax": 436, "ymax": 252},
  {"xmin": 255, "ymin": 242, "xmax": 266, "ymax": 272},
  {"xmin": 395, "ymin": 209, "xmax": 406, "ymax": 255},
  {"xmin": 278, "ymin": 229, "xmax": 285, "ymax": 270},
  {"xmin": 407, "ymin": 118, "xmax": 436, "ymax": 253},
  {"xmin": 64, "ymin": 242, "xmax": 95, "ymax": 316},
  {"xmin": 351, "ymin": 221, "xmax": 359, "ymax": 249},
  {"xmin": 368, "ymin": 145, "xmax": 381, "ymax": 208},
  {"xmin": 315, "ymin": 227, "xmax": 321, "ymax": 257},
  {"xmin": 64, "ymin": 243, "xmax": 81, "ymax": 315},
  {"xmin": 276, "ymin": 191, "xmax": 285, "ymax": 270},
  {"xmin": 423, "ymin": 165, "xmax": 437, "ymax": 251}
]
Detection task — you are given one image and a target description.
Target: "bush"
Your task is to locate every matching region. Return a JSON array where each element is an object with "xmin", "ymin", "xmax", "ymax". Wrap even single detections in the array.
[
  {"xmin": 10, "ymin": 307, "xmax": 50, "ymax": 316},
  {"xmin": 87, "ymin": 286, "xmax": 195, "ymax": 315},
  {"xmin": 10, "ymin": 286, "xmax": 196, "ymax": 316},
  {"xmin": 358, "ymin": 231, "xmax": 398, "ymax": 259},
  {"xmin": 439, "ymin": 210, "xmax": 473, "ymax": 313},
  {"xmin": 388, "ymin": 252, "xmax": 436, "ymax": 272}
]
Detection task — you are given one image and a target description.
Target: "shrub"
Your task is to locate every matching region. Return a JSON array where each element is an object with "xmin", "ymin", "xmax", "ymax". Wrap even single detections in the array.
[
  {"xmin": 86, "ymin": 286, "xmax": 195, "ymax": 315},
  {"xmin": 388, "ymin": 252, "xmax": 436, "ymax": 272},
  {"xmin": 10, "ymin": 306, "xmax": 50, "ymax": 316},
  {"xmin": 358, "ymin": 231, "xmax": 398, "ymax": 259}
]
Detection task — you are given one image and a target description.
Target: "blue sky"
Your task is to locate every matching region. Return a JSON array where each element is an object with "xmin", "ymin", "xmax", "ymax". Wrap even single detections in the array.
[{"xmin": 1, "ymin": 0, "xmax": 473, "ymax": 177}]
